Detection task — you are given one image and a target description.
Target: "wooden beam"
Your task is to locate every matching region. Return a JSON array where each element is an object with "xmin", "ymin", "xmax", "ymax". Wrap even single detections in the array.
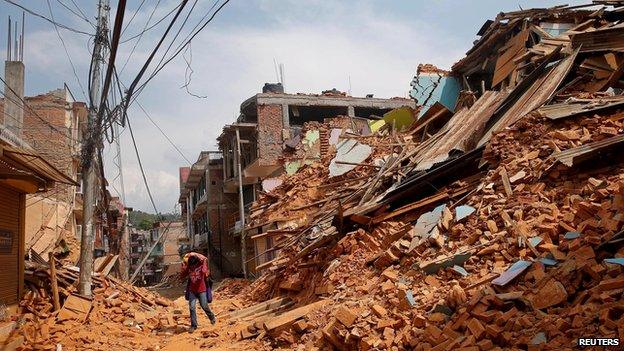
[
  {"xmin": 373, "ymin": 191, "xmax": 449, "ymax": 224},
  {"xmin": 263, "ymin": 299, "xmax": 330, "ymax": 332},
  {"xmin": 254, "ymin": 258, "xmax": 279, "ymax": 271},
  {"xmin": 250, "ymin": 230, "xmax": 296, "ymax": 240},
  {"xmin": 49, "ymin": 253, "xmax": 61, "ymax": 311},
  {"xmin": 226, "ymin": 297, "xmax": 291, "ymax": 320}
]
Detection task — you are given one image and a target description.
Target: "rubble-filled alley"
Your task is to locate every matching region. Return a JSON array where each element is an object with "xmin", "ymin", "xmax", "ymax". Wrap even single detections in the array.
[{"xmin": 5, "ymin": 1, "xmax": 624, "ymax": 351}]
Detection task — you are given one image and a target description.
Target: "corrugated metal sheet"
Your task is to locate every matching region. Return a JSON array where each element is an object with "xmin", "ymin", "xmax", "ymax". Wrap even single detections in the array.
[
  {"xmin": 1, "ymin": 144, "xmax": 77, "ymax": 186},
  {"xmin": 538, "ymin": 98, "xmax": 624, "ymax": 120},
  {"xmin": 552, "ymin": 134, "xmax": 624, "ymax": 167},
  {"xmin": 478, "ymin": 48, "xmax": 579, "ymax": 146},
  {"xmin": 415, "ymin": 90, "xmax": 508, "ymax": 171}
]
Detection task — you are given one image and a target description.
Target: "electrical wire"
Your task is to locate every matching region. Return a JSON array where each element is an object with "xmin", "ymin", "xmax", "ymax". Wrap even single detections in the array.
[
  {"xmin": 119, "ymin": 0, "xmax": 147, "ymax": 38},
  {"xmin": 129, "ymin": 0, "xmax": 230, "ymax": 104},
  {"xmin": 25, "ymin": 187, "xmax": 62, "ymax": 208},
  {"xmin": 120, "ymin": 0, "xmax": 190, "ymax": 116},
  {"xmin": 179, "ymin": 41, "xmax": 206, "ymax": 98},
  {"xmin": 0, "ymin": 78, "xmax": 80, "ymax": 143},
  {"xmin": 55, "ymin": 0, "xmax": 95, "ymax": 27},
  {"xmin": 104, "ymin": 63, "xmax": 192, "ymax": 166},
  {"xmin": 148, "ymin": 0, "xmax": 200, "ymax": 80},
  {"xmin": 46, "ymin": 0, "xmax": 90, "ymax": 102},
  {"xmin": 135, "ymin": 101, "xmax": 192, "ymax": 164},
  {"xmin": 126, "ymin": 115, "xmax": 158, "ymax": 215},
  {"xmin": 67, "ymin": 0, "xmax": 92, "ymax": 23},
  {"xmin": 1, "ymin": 0, "xmax": 93, "ymax": 36},
  {"xmin": 83, "ymin": 0, "xmax": 126, "ymax": 170},
  {"xmin": 134, "ymin": 0, "xmax": 219, "ymax": 101},
  {"xmin": 167, "ymin": 0, "xmax": 221, "ymax": 57},
  {"xmin": 120, "ymin": 2, "xmax": 182, "ymax": 44},
  {"xmin": 119, "ymin": 0, "xmax": 162, "ymax": 75}
]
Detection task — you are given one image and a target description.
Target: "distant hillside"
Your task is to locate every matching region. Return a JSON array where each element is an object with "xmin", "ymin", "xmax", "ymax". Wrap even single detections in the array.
[{"xmin": 128, "ymin": 210, "xmax": 181, "ymax": 230}]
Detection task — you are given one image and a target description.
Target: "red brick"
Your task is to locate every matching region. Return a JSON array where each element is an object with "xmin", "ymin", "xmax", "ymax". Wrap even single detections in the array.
[{"xmin": 467, "ymin": 318, "xmax": 486, "ymax": 340}]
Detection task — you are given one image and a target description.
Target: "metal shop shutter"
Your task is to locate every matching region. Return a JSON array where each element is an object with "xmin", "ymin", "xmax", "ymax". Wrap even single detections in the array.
[{"xmin": 0, "ymin": 185, "xmax": 20, "ymax": 305}]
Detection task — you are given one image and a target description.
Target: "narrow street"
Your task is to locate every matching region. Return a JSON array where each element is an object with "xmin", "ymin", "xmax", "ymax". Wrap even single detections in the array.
[{"xmin": 2, "ymin": 1, "xmax": 624, "ymax": 350}]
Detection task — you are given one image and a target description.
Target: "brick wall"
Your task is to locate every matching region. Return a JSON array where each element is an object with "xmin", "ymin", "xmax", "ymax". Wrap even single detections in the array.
[
  {"xmin": 257, "ymin": 104, "xmax": 283, "ymax": 166},
  {"xmin": 0, "ymin": 92, "xmax": 86, "ymax": 204}
]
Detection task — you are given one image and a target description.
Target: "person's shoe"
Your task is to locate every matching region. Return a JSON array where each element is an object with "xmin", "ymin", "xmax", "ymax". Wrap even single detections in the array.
[
  {"xmin": 189, "ymin": 326, "xmax": 197, "ymax": 333},
  {"xmin": 209, "ymin": 316, "xmax": 216, "ymax": 325}
]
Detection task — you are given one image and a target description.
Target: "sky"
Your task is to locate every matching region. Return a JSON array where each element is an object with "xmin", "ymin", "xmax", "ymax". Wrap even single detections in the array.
[{"xmin": 0, "ymin": 0, "xmax": 588, "ymax": 213}]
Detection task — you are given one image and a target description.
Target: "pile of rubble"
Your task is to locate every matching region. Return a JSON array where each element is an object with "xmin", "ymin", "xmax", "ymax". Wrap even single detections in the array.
[
  {"xmin": 3, "ymin": 261, "xmax": 184, "ymax": 350},
  {"xmin": 229, "ymin": 2, "xmax": 624, "ymax": 350}
]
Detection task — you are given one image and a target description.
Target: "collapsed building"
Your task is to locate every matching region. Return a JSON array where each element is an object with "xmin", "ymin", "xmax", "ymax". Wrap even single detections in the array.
[
  {"xmin": 0, "ymin": 54, "xmax": 130, "ymax": 275},
  {"xmin": 214, "ymin": 84, "xmax": 415, "ymax": 275},
  {"xmin": 215, "ymin": 2, "xmax": 624, "ymax": 350},
  {"xmin": 0, "ymin": 49, "xmax": 77, "ymax": 325},
  {"xmin": 9, "ymin": 1, "xmax": 624, "ymax": 350}
]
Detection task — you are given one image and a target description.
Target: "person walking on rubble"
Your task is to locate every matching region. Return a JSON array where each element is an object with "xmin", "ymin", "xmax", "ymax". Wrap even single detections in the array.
[{"xmin": 180, "ymin": 251, "xmax": 216, "ymax": 332}]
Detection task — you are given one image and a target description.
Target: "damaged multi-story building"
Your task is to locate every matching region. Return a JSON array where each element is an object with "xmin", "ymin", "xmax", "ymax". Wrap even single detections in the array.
[
  {"xmin": 216, "ymin": 84, "xmax": 416, "ymax": 275},
  {"xmin": 0, "ymin": 39, "xmax": 76, "ymax": 309},
  {"xmin": 0, "ymin": 53, "xmax": 88, "ymax": 266},
  {"xmin": 159, "ymin": 221, "xmax": 186, "ymax": 278},
  {"xmin": 0, "ymin": 33, "xmax": 130, "ymax": 279},
  {"xmin": 179, "ymin": 151, "xmax": 241, "ymax": 279}
]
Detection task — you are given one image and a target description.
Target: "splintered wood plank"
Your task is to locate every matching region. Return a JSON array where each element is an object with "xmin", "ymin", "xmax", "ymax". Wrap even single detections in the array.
[
  {"xmin": 263, "ymin": 299, "xmax": 330, "ymax": 332},
  {"xmin": 492, "ymin": 30, "xmax": 529, "ymax": 87},
  {"xmin": 226, "ymin": 297, "xmax": 291, "ymax": 320},
  {"xmin": 500, "ymin": 167, "xmax": 513, "ymax": 197}
]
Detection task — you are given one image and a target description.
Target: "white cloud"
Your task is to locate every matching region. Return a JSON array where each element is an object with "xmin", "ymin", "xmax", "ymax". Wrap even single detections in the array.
[
  {"xmin": 102, "ymin": 0, "xmax": 467, "ymax": 212},
  {"xmin": 3, "ymin": 0, "xmax": 489, "ymax": 212}
]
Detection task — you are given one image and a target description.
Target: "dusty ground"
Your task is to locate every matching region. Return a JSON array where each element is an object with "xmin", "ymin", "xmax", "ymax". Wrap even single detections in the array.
[{"xmin": 155, "ymin": 296, "xmax": 271, "ymax": 351}]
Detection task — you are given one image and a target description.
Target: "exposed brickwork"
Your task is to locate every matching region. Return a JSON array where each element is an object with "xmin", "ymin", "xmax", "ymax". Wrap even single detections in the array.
[
  {"xmin": 1, "ymin": 91, "xmax": 87, "ymax": 204},
  {"xmin": 257, "ymin": 104, "xmax": 283, "ymax": 166}
]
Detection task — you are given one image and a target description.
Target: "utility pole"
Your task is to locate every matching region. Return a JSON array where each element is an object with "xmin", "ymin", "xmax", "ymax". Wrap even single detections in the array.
[
  {"xmin": 78, "ymin": 0, "xmax": 109, "ymax": 297},
  {"xmin": 235, "ymin": 128, "xmax": 247, "ymax": 278},
  {"xmin": 113, "ymin": 122, "xmax": 129, "ymax": 280}
]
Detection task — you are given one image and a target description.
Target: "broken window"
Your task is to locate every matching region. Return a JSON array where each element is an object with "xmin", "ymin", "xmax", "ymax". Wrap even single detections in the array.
[{"xmin": 288, "ymin": 106, "xmax": 349, "ymax": 126}]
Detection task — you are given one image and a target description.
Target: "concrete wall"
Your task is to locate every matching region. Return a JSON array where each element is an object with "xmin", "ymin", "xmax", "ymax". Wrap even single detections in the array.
[
  {"xmin": 162, "ymin": 223, "xmax": 185, "ymax": 264},
  {"xmin": 3, "ymin": 61, "xmax": 24, "ymax": 137}
]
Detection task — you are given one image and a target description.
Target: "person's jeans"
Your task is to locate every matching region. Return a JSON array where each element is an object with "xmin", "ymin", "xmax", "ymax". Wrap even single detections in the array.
[{"xmin": 189, "ymin": 291, "xmax": 215, "ymax": 328}]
